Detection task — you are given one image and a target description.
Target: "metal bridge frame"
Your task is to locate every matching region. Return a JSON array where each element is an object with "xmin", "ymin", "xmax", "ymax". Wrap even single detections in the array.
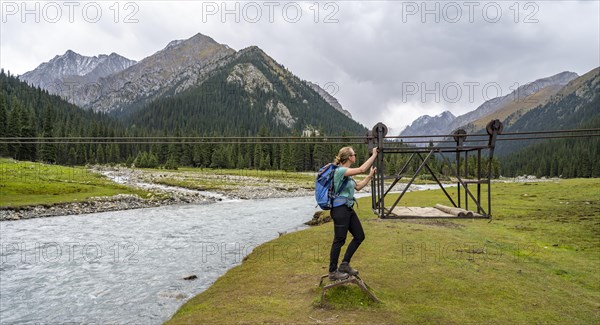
[{"xmin": 366, "ymin": 120, "xmax": 504, "ymax": 220}]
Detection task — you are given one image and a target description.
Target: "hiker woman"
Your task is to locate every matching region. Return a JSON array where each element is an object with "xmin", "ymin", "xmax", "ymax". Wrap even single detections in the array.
[{"xmin": 329, "ymin": 146, "xmax": 378, "ymax": 280}]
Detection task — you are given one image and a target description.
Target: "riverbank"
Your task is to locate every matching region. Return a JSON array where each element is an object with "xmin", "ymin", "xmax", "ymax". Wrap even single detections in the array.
[
  {"xmin": 90, "ymin": 165, "xmax": 314, "ymax": 200},
  {"xmin": 0, "ymin": 158, "xmax": 563, "ymax": 221},
  {"xmin": 167, "ymin": 179, "xmax": 600, "ymax": 324},
  {"xmin": 0, "ymin": 193, "xmax": 217, "ymax": 221},
  {"xmin": 0, "ymin": 160, "xmax": 313, "ymax": 221}
]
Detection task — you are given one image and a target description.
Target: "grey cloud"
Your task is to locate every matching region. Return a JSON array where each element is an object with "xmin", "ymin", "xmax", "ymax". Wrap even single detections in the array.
[{"xmin": 1, "ymin": 1, "xmax": 598, "ymax": 130}]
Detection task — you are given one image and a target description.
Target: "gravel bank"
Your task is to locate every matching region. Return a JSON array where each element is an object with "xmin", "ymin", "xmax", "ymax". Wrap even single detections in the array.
[
  {"xmin": 1, "ymin": 166, "xmax": 312, "ymax": 221},
  {"xmin": 0, "ymin": 193, "xmax": 217, "ymax": 221}
]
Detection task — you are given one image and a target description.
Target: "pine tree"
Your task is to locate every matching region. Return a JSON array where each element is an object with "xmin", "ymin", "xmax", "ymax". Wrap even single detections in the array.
[
  {"xmin": 312, "ymin": 138, "xmax": 327, "ymax": 170},
  {"xmin": 491, "ymin": 158, "xmax": 500, "ymax": 178},
  {"xmin": 39, "ymin": 104, "xmax": 56, "ymax": 163},
  {"xmin": 171, "ymin": 126, "xmax": 183, "ymax": 163},
  {"xmin": 133, "ymin": 151, "xmax": 158, "ymax": 168},
  {"xmin": 18, "ymin": 105, "xmax": 36, "ymax": 161},
  {"xmin": 254, "ymin": 144, "xmax": 263, "ymax": 169},
  {"xmin": 148, "ymin": 152, "xmax": 159, "ymax": 168},
  {"xmin": 165, "ymin": 154, "xmax": 178, "ymax": 170},
  {"xmin": 271, "ymin": 142, "xmax": 280, "ymax": 170},
  {"xmin": 76, "ymin": 145, "xmax": 85, "ymax": 165},
  {"xmin": 6, "ymin": 98, "xmax": 22, "ymax": 159},
  {"xmin": 158, "ymin": 129, "xmax": 169, "ymax": 164},
  {"xmin": 134, "ymin": 151, "xmax": 147, "ymax": 168},
  {"xmin": 280, "ymin": 143, "xmax": 295, "ymax": 171},
  {"xmin": 88, "ymin": 146, "xmax": 96, "ymax": 164},
  {"xmin": 580, "ymin": 152, "xmax": 591, "ymax": 178},
  {"xmin": 97, "ymin": 145, "xmax": 106, "ymax": 164},
  {"xmin": 210, "ymin": 146, "xmax": 227, "ymax": 168},
  {"xmin": 68, "ymin": 147, "xmax": 77, "ymax": 166},
  {"xmin": 0, "ymin": 93, "xmax": 8, "ymax": 156},
  {"xmin": 236, "ymin": 153, "xmax": 246, "ymax": 169},
  {"xmin": 108, "ymin": 143, "xmax": 120, "ymax": 164},
  {"xmin": 224, "ymin": 144, "xmax": 234, "ymax": 168},
  {"xmin": 200, "ymin": 143, "xmax": 214, "ymax": 167},
  {"xmin": 180, "ymin": 142, "xmax": 193, "ymax": 166},
  {"xmin": 261, "ymin": 153, "xmax": 271, "ymax": 170}
]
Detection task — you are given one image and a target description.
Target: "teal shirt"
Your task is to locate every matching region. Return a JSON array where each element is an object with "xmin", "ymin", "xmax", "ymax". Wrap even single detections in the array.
[{"xmin": 333, "ymin": 166, "xmax": 355, "ymax": 199}]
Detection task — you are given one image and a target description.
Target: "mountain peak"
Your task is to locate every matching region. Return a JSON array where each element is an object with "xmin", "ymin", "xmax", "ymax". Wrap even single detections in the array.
[
  {"xmin": 164, "ymin": 39, "xmax": 184, "ymax": 50},
  {"xmin": 61, "ymin": 49, "xmax": 82, "ymax": 60},
  {"xmin": 160, "ymin": 32, "xmax": 226, "ymax": 54},
  {"xmin": 15, "ymin": 32, "xmax": 368, "ymax": 134},
  {"xmin": 437, "ymin": 110, "xmax": 456, "ymax": 119},
  {"xmin": 238, "ymin": 46, "xmax": 267, "ymax": 57},
  {"xmin": 400, "ymin": 110, "xmax": 457, "ymax": 145},
  {"xmin": 66, "ymin": 32, "xmax": 235, "ymax": 112},
  {"xmin": 530, "ymin": 71, "xmax": 579, "ymax": 88},
  {"xmin": 306, "ymin": 81, "xmax": 352, "ymax": 119},
  {"xmin": 19, "ymin": 50, "xmax": 136, "ymax": 90},
  {"xmin": 190, "ymin": 32, "xmax": 216, "ymax": 42},
  {"xmin": 235, "ymin": 46, "xmax": 286, "ymax": 77},
  {"xmin": 178, "ymin": 32, "xmax": 220, "ymax": 48},
  {"xmin": 400, "ymin": 70, "xmax": 585, "ymax": 142},
  {"xmin": 243, "ymin": 45, "xmax": 262, "ymax": 52}
]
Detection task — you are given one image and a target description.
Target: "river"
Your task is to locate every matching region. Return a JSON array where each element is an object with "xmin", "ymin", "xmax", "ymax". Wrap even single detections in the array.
[
  {"xmin": 0, "ymin": 183, "xmax": 451, "ymax": 324},
  {"xmin": 0, "ymin": 196, "xmax": 316, "ymax": 324}
]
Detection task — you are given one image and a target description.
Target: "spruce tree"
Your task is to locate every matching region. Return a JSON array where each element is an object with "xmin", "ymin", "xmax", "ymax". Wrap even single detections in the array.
[
  {"xmin": 210, "ymin": 146, "xmax": 226, "ymax": 168},
  {"xmin": 254, "ymin": 144, "xmax": 262, "ymax": 169},
  {"xmin": 165, "ymin": 154, "xmax": 178, "ymax": 170},
  {"xmin": 97, "ymin": 145, "xmax": 106, "ymax": 164},
  {"xmin": 158, "ymin": 129, "xmax": 169, "ymax": 164},
  {"xmin": 6, "ymin": 98, "xmax": 22, "ymax": 159},
  {"xmin": 68, "ymin": 147, "xmax": 77, "ymax": 166},
  {"xmin": 39, "ymin": 104, "xmax": 56, "ymax": 163},
  {"xmin": 18, "ymin": 105, "xmax": 36, "ymax": 161},
  {"xmin": 0, "ymin": 93, "xmax": 8, "ymax": 156},
  {"xmin": 88, "ymin": 146, "xmax": 96, "ymax": 164}
]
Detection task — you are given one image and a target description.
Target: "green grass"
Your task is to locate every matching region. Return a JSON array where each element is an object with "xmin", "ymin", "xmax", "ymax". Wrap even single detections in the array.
[
  {"xmin": 167, "ymin": 178, "xmax": 600, "ymax": 324},
  {"xmin": 0, "ymin": 158, "xmax": 151, "ymax": 208}
]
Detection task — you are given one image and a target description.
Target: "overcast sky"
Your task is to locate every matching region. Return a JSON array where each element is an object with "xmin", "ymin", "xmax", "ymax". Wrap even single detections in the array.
[{"xmin": 1, "ymin": 0, "xmax": 599, "ymax": 132}]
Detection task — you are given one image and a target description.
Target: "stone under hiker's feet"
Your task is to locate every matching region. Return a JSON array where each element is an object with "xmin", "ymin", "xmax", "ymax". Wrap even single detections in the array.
[
  {"xmin": 329, "ymin": 270, "xmax": 350, "ymax": 281},
  {"xmin": 338, "ymin": 262, "xmax": 359, "ymax": 276}
]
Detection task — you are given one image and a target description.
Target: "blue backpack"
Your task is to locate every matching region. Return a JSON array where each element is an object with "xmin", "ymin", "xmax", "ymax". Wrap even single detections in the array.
[{"xmin": 315, "ymin": 163, "xmax": 349, "ymax": 210}]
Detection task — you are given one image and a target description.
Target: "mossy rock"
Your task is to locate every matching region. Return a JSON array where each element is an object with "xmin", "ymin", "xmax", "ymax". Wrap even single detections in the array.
[{"xmin": 305, "ymin": 210, "xmax": 331, "ymax": 226}]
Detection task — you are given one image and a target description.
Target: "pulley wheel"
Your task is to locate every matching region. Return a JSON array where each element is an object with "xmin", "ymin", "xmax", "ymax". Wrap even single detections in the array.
[
  {"xmin": 486, "ymin": 119, "xmax": 504, "ymax": 135},
  {"xmin": 453, "ymin": 129, "xmax": 467, "ymax": 142},
  {"xmin": 372, "ymin": 122, "xmax": 388, "ymax": 138},
  {"xmin": 365, "ymin": 130, "xmax": 374, "ymax": 144}
]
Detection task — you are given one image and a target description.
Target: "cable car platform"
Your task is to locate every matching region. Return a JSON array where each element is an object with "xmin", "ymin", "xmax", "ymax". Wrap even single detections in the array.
[
  {"xmin": 384, "ymin": 205, "xmax": 484, "ymax": 219},
  {"xmin": 367, "ymin": 121, "xmax": 503, "ymax": 221}
]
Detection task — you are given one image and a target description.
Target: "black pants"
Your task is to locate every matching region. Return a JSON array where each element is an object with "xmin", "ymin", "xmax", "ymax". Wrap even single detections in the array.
[{"xmin": 329, "ymin": 205, "xmax": 365, "ymax": 272}]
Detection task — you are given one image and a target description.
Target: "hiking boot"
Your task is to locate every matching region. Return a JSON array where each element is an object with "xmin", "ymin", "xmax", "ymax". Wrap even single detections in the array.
[
  {"xmin": 328, "ymin": 270, "xmax": 350, "ymax": 281},
  {"xmin": 338, "ymin": 262, "xmax": 359, "ymax": 276}
]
